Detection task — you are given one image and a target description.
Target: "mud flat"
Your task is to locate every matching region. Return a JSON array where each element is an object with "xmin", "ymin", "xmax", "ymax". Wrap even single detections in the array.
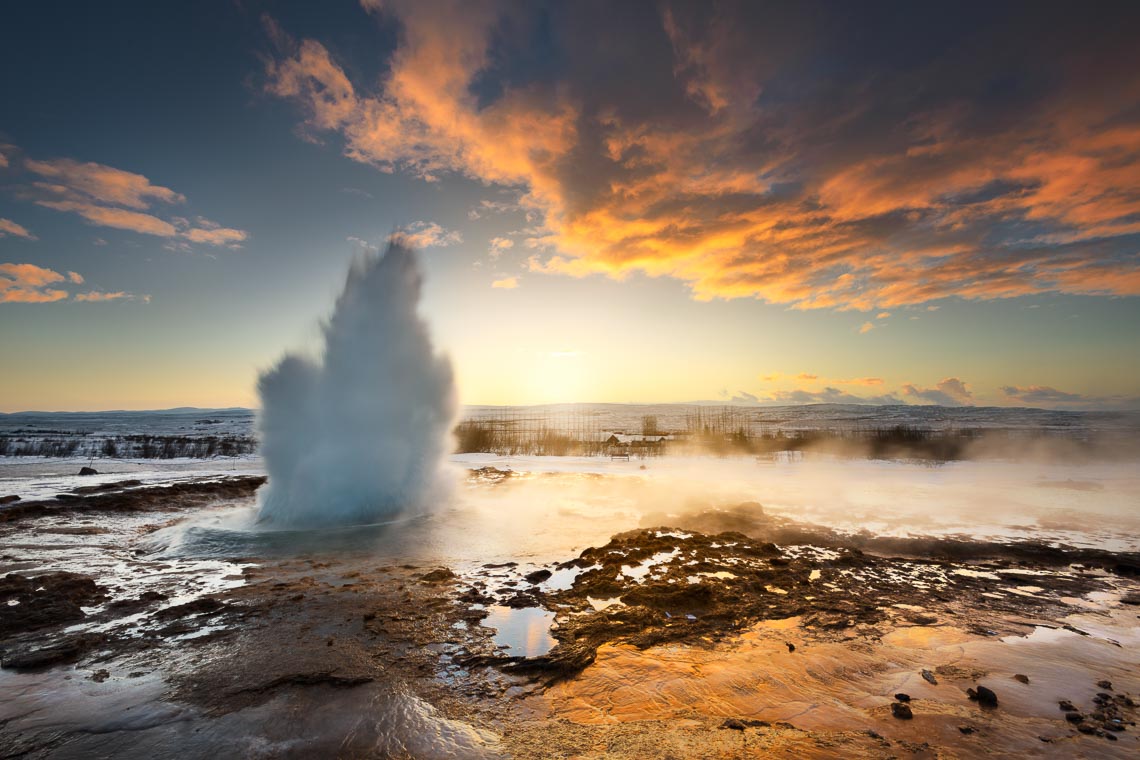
[{"xmin": 1, "ymin": 472, "xmax": 1138, "ymax": 758}]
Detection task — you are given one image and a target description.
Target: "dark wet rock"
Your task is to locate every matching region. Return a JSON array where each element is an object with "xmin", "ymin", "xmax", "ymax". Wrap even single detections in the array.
[
  {"xmin": 78, "ymin": 466, "xmax": 98, "ymax": 476},
  {"xmin": 719, "ymin": 718, "xmax": 769, "ymax": 730},
  {"xmin": 1113, "ymin": 561, "xmax": 1140, "ymax": 577},
  {"xmin": 419, "ymin": 568, "xmax": 456, "ymax": 583},
  {"xmin": 90, "ymin": 668, "xmax": 110, "ymax": 682},
  {"xmin": 786, "ymin": 642, "xmax": 796, "ymax": 653},
  {"xmin": 976, "ymin": 685, "xmax": 999, "ymax": 706},
  {"xmin": 1097, "ymin": 680, "xmax": 1113, "ymax": 690},
  {"xmin": 1065, "ymin": 712, "xmax": 1085, "ymax": 723},
  {"xmin": 503, "ymin": 592, "xmax": 541, "ymax": 609},
  {"xmin": 107, "ymin": 590, "xmax": 168, "ymax": 611},
  {"xmin": 457, "ymin": 587, "xmax": 495, "ymax": 605},
  {"xmin": 1121, "ymin": 591, "xmax": 1140, "ymax": 605},
  {"xmin": 70, "ymin": 479, "xmax": 143, "ymax": 495},
  {"xmin": 921, "ymin": 669, "xmax": 938, "ymax": 685},
  {"xmin": 891, "ymin": 702, "xmax": 913, "ymax": 719},
  {"xmin": 895, "ymin": 693, "xmax": 911, "ymax": 702},
  {"xmin": 906, "ymin": 613, "xmax": 938, "ymax": 625},
  {"xmin": 152, "ymin": 597, "xmax": 225, "ymax": 620},
  {"xmin": 1077, "ymin": 723, "xmax": 1096, "ymax": 734},
  {"xmin": 1104, "ymin": 732, "xmax": 1118, "ymax": 741},
  {"xmin": 0, "ymin": 476, "xmax": 267, "ymax": 523},
  {"xmin": 0, "ymin": 495, "xmax": 19, "ymax": 504},
  {"xmin": 958, "ymin": 726, "xmax": 976, "ymax": 735},
  {"xmin": 467, "ymin": 466, "xmax": 515, "ymax": 485},
  {"xmin": 1, "ymin": 633, "xmax": 104, "ymax": 669},
  {"xmin": 524, "ymin": 569, "xmax": 552, "ymax": 585},
  {"xmin": 461, "ymin": 524, "xmax": 1128, "ymax": 688},
  {"xmin": 1013, "ymin": 673, "xmax": 1030, "ymax": 684},
  {"xmin": 0, "ymin": 571, "xmax": 108, "ymax": 636},
  {"xmin": 231, "ymin": 671, "xmax": 373, "ymax": 696},
  {"xmin": 1059, "ymin": 700, "xmax": 1077, "ymax": 712}
]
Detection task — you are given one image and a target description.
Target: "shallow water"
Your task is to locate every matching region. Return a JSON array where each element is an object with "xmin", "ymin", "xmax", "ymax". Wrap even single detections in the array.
[{"xmin": 483, "ymin": 606, "xmax": 557, "ymax": 658}]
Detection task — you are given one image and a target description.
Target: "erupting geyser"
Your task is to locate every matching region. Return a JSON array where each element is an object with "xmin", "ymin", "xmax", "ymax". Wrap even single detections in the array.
[{"xmin": 255, "ymin": 241, "xmax": 456, "ymax": 527}]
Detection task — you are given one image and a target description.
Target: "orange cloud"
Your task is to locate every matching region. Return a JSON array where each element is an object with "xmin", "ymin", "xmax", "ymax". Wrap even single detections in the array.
[
  {"xmin": 840, "ymin": 377, "xmax": 885, "ymax": 387},
  {"xmin": 491, "ymin": 276, "xmax": 519, "ymax": 289},
  {"xmin": 389, "ymin": 221, "xmax": 462, "ymax": 248},
  {"xmin": 36, "ymin": 200, "xmax": 177, "ymax": 237},
  {"xmin": 488, "ymin": 236, "xmax": 514, "ymax": 259},
  {"xmin": 902, "ymin": 378, "xmax": 973, "ymax": 406},
  {"xmin": 266, "ymin": 5, "xmax": 1140, "ymax": 310},
  {"xmin": 0, "ymin": 263, "xmax": 147, "ymax": 304},
  {"xmin": 74, "ymin": 291, "xmax": 133, "ymax": 302},
  {"xmin": 0, "ymin": 263, "xmax": 69, "ymax": 303},
  {"xmin": 795, "ymin": 373, "xmax": 818, "ymax": 381},
  {"xmin": 25, "ymin": 158, "xmax": 184, "ymax": 209},
  {"xmin": 0, "ymin": 218, "xmax": 36, "ymax": 240},
  {"xmin": 12, "ymin": 153, "xmax": 246, "ymax": 248}
]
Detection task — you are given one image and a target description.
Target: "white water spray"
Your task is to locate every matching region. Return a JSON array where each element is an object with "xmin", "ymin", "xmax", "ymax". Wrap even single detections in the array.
[{"xmin": 256, "ymin": 242, "xmax": 456, "ymax": 527}]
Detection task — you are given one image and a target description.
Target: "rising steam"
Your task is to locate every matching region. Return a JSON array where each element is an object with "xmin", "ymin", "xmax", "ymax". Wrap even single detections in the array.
[{"xmin": 256, "ymin": 241, "xmax": 456, "ymax": 527}]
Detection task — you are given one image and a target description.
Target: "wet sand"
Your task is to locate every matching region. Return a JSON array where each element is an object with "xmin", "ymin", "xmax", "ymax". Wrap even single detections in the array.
[{"xmin": 2, "ymin": 471, "xmax": 1138, "ymax": 758}]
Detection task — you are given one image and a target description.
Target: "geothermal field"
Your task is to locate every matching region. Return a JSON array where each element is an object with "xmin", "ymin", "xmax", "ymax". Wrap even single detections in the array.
[{"xmin": 2, "ymin": 246, "xmax": 1139, "ymax": 759}]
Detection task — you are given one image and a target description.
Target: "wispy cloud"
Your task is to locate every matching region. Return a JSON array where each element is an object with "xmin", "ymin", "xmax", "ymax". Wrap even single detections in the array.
[
  {"xmin": 840, "ymin": 377, "xmax": 885, "ymax": 387},
  {"xmin": 769, "ymin": 386, "xmax": 901, "ymax": 405},
  {"xmin": 902, "ymin": 377, "xmax": 973, "ymax": 406},
  {"xmin": 858, "ymin": 321, "xmax": 875, "ymax": 334},
  {"xmin": 265, "ymin": 4, "xmax": 1140, "ymax": 310},
  {"xmin": 491, "ymin": 275, "xmax": 519, "ymax": 289},
  {"xmin": 389, "ymin": 221, "xmax": 462, "ymax": 248},
  {"xmin": 0, "ymin": 218, "xmax": 36, "ymax": 240},
  {"xmin": 25, "ymin": 158, "xmax": 184, "ymax": 209},
  {"xmin": 74, "ymin": 290, "xmax": 146, "ymax": 303},
  {"xmin": 488, "ymin": 236, "xmax": 514, "ymax": 259},
  {"xmin": 1000, "ymin": 385, "xmax": 1083, "ymax": 405},
  {"xmin": 1000, "ymin": 384, "xmax": 1140, "ymax": 410},
  {"xmin": 0, "ymin": 263, "xmax": 148, "ymax": 304},
  {"xmin": 6, "ymin": 153, "xmax": 247, "ymax": 249},
  {"xmin": 467, "ymin": 199, "xmax": 522, "ymax": 220},
  {"xmin": 0, "ymin": 263, "xmax": 69, "ymax": 303}
]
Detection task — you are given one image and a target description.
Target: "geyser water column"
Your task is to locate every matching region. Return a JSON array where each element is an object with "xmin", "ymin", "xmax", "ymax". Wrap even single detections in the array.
[{"xmin": 256, "ymin": 241, "xmax": 457, "ymax": 527}]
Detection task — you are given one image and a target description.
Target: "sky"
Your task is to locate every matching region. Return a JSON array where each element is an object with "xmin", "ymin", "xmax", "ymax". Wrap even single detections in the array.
[{"xmin": 1, "ymin": 0, "xmax": 1139, "ymax": 412}]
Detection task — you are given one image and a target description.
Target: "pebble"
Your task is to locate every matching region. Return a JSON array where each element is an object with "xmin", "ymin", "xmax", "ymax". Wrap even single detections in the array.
[
  {"xmin": 973, "ymin": 685, "xmax": 999, "ymax": 707},
  {"xmin": 891, "ymin": 702, "xmax": 913, "ymax": 720}
]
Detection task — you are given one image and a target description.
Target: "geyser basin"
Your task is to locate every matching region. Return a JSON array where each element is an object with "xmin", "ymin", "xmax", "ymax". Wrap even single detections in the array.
[{"xmin": 256, "ymin": 241, "xmax": 456, "ymax": 528}]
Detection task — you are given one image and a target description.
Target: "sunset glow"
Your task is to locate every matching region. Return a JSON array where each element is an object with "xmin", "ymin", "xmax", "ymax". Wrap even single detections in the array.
[{"xmin": 2, "ymin": 1, "xmax": 1138, "ymax": 411}]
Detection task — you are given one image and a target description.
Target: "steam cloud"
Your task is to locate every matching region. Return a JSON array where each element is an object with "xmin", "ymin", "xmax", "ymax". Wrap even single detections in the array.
[{"xmin": 256, "ymin": 242, "xmax": 456, "ymax": 527}]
